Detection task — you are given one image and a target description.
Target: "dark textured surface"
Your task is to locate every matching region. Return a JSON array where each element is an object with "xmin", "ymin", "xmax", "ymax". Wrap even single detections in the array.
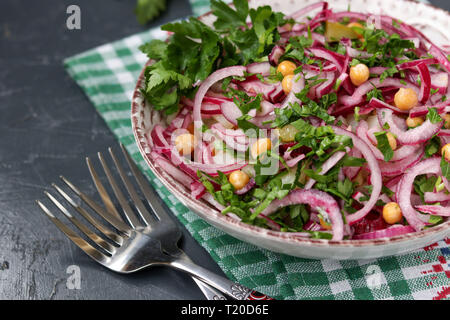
[
  {"xmin": 0, "ymin": 0, "xmax": 449, "ymax": 300},
  {"xmin": 0, "ymin": 0, "xmax": 227, "ymax": 300}
]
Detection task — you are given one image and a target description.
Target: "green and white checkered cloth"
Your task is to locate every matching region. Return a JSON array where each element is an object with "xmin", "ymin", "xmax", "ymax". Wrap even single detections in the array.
[{"xmin": 64, "ymin": 0, "xmax": 450, "ymax": 300}]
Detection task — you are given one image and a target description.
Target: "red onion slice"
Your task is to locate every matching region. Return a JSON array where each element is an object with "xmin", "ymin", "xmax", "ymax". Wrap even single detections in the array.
[
  {"xmin": 219, "ymin": 134, "xmax": 248, "ymax": 152},
  {"xmin": 396, "ymin": 58, "xmax": 438, "ymax": 70},
  {"xmin": 332, "ymin": 126, "xmax": 382, "ymax": 225},
  {"xmin": 151, "ymin": 124, "xmax": 171, "ymax": 148},
  {"xmin": 260, "ymin": 189, "xmax": 344, "ymax": 240},
  {"xmin": 280, "ymin": 74, "xmax": 305, "ymax": 109},
  {"xmin": 424, "ymin": 191, "xmax": 450, "ymax": 203},
  {"xmin": 247, "ymin": 62, "xmax": 271, "ymax": 76},
  {"xmin": 235, "ymin": 178, "xmax": 256, "ymax": 195},
  {"xmin": 429, "ymin": 44, "xmax": 450, "ymax": 73},
  {"xmin": 305, "ymin": 151, "xmax": 346, "ymax": 189},
  {"xmin": 315, "ymin": 71, "xmax": 336, "ymax": 98},
  {"xmin": 258, "ymin": 215, "xmax": 281, "ymax": 231},
  {"xmin": 353, "ymin": 225, "xmax": 415, "ymax": 239},
  {"xmin": 303, "ymin": 62, "xmax": 337, "ymax": 72},
  {"xmin": 355, "ymin": 120, "xmax": 385, "ymax": 160},
  {"xmin": 303, "ymin": 220, "xmax": 322, "ymax": 231},
  {"xmin": 166, "ymin": 143, "xmax": 247, "ymax": 177},
  {"xmin": 268, "ymin": 84, "xmax": 285, "ymax": 103},
  {"xmin": 256, "ymin": 100, "xmax": 275, "ymax": 117},
  {"xmin": 368, "ymin": 97, "xmax": 409, "ymax": 114},
  {"xmin": 153, "ymin": 154, "xmax": 194, "ymax": 188},
  {"xmin": 334, "ymin": 73, "xmax": 348, "ymax": 91},
  {"xmin": 409, "ymin": 100, "xmax": 450, "ymax": 118},
  {"xmin": 268, "ymin": 45, "xmax": 285, "ymax": 66},
  {"xmin": 377, "ymin": 146, "xmax": 424, "ymax": 177},
  {"xmin": 397, "ymin": 157, "xmax": 441, "ymax": 231},
  {"xmin": 191, "ymin": 181, "xmax": 206, "ymax": 200},
  {"xmin": 339, "ymin": 78, "xmax": 419, "ymax": 107},
  {"xmin": 369, "ymin": 67, "xmax": 388, "ymax": 75},
  {"xmin": 431, "ymin": 72, "xmax": 449, "ymax": 94},
  {"xmin": 202, "ymin": 143, "xmax": 215, "ymax": 165},
  {"xmin": 287, "ymin": 1, "xmax": 327, "ymax": 20},
  {"xmin": 220, "ymin": 100, "xmax": 275, "ymax": 129},
  {"xmin": 285, "ymin": 154, "xmax": 306, "ymax": 167},
  {"xmin": 237, "ymin": 78, "xmax": 278, "ymax": 100},
  {"xmin": 343, "ymin": 148, "xmax": 362, "ymax": 180},
  {"xmin": 220, "ymin": 101, "xmax": 241, "ymax": 126},
  {"xmin": 308, "ymin": 47, "xmax": 345, "ymax": 72},
  {"xmin": 415, "ymin": 205, "xmax": 450, "ymax": 217},
  {"xmin": 377, "ymin": 108, "xmax": 442, "ymax": 145},
  {"xmin": 194, "ymin": 66, "xmax": 246, "ymax": 132},
  {"xmin": 417, "ymin": 63, "xmax": 431, "ymax": 103},
  {"xmin": 201, "ymin": 193, "xmax": 225, "ymax": 211}
]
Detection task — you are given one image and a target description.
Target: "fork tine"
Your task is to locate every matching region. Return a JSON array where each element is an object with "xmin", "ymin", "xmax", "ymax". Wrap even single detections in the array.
[
  {"xmin": 52, "ymin": 183, "xmax": 123, "ymax": 246},
  {"xmin": 97, "ymin": 151, "xmax": 144, "ymax": 229},
  {"xmin": 36, "ymin": 200, "xmax": 110, "ymax": 265},
  {"xmin": 86, "ymin": 157, "xmax": 122, "ymax": 220},
  {"xmin": 108, "ymin": 147, "xmax": 155, "ymax": 226},
  {"xmin": 119, "ymin": 143, "xmax": 173, "ymax": 223},
  {"xmin": 60, "ymin": 175, "xmax": 131, "ymax": 236},
  {"xmin": 44, "ymin": 191, "xmax": 116, "ymax": 255}
]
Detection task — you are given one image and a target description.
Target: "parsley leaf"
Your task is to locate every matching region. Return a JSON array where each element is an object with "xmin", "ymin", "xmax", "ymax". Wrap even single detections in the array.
[
  {"xmin": 374, "ymin": 131, "xmax": 394, "ymax": 161},
  {"xmin": 426, "ymin": 107, "xmax": 443, "ymax": 124},
  {"xmin": 380, "ymin": 65, "xmax": 398, "ymax": 83},
  {"xmin": 139, "ymin": 40, "xmax": 168, "ymax": 60},
  {"xmin": 414, "ymin": 174, "xmax": 439, "ymax": 199},
  {"xmin": 366, "ymin": 86, "xmax": 384, "ymax": 101},
  {"xmin": 424, "ymin": 136, "xmax": 440, "ymax": 158},
  {"xmin": 211, "ymin": 0, "xmax": 248, "ymax": 30},
  {"xmin": 441, "ymin": 154, "xmax": 450, "ymax": 182},
  {"xmin": 135, "ymin": 0, "xmax": 167, "ymax": 25}
]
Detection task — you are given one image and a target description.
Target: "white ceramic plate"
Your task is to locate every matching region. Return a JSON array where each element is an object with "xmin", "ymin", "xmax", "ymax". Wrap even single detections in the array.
[{"xmin": 131, "ymin": 0, "xmax": 450, "ymax": 259}]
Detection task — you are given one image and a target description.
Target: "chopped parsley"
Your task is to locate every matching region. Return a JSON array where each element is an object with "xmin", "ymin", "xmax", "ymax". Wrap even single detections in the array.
[
  {"xmin": 374, "ymin": 131, "xmax": 394, "ymax": 161},
  {"xmin": 426, "ymin": 107, "xmax": 443, "ymax": 124}
]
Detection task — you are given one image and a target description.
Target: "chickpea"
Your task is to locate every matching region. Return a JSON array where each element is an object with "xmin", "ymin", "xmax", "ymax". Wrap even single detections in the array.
[
  {"xmin": 228, "ymin": 170, "xmax": 250, "ymax": 190},
  {"xmin": 349, "ymin": 63, "xmax": 370, "ymax": 86},
  {"xmin": 347, "ymin": 22, "xmax": 365, "ymax": 39},
  {"xmin": 382, "ymin": 202, "xmax": 403, "ymax": 224},
  {"xmin": 175, "ymin": 133, "xmax": 196, "ymax": 156},
  {"xmin": 394, "ymin": 88, "xmax": 418, "ymax": 111},
  {"xmin": 282, "ymin": 74, "xmax": 295, "ymax": 94},
  {"xmin": 441, "ymin": 143, "xmax": 450, "ymax": 162},
  {"xmin": 406, "ymin": 116, "xmax": 424, "ymax": 128},
  {"xmin": 347, "ymin": 22, "xmax": 364, "ymax": 30},
  {"xmin": 277, "ymin": 60, "xmax": 297, "ymax": 77},
  {"xmin": 251, "ymin": 138, "xmax": 272, "ymax": 159},
  {"xmin": 443, "ymin": 114, "xmax": 450, "ymax": 129},
  {"xmin": 278, "ymin": 124, "xmax": 298, "ymax": 142},
  {"xmin": 386, "ymin": 132, "xmax": 397, "ymax": 151}
]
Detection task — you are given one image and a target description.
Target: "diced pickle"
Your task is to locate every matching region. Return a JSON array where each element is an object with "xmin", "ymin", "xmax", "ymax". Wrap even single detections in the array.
[{"xmin": 325, "ymin": 21, "xmax": 359, "ymax": 42}]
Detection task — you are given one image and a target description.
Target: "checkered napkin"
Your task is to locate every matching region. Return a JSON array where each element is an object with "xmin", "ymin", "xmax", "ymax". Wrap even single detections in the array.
[{"xmin": 64, "ymin": 0, "xmax": 449, "ymax": 300}]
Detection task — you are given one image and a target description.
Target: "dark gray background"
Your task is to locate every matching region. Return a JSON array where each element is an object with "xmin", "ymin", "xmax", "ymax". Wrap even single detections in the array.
[{"xmin": 0, "ymin": 0, "xmax": 448, "ymax": 300}]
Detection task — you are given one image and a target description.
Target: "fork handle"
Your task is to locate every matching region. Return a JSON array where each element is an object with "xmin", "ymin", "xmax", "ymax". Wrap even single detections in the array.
[{"xmin": 168, "ymin": 259, "xmax": 273, "ymax": 300}]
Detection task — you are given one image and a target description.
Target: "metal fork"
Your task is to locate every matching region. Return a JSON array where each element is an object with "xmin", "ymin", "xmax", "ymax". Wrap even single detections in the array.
[{"xmin": 36, "ymin": 144, "xmax": 272, "ymax": 300}]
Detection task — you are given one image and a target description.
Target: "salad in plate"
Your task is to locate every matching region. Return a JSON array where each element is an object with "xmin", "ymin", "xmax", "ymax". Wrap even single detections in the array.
[{"xmin": 138, "ymin": 0, "xmax": 450, "ymax": 241}]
